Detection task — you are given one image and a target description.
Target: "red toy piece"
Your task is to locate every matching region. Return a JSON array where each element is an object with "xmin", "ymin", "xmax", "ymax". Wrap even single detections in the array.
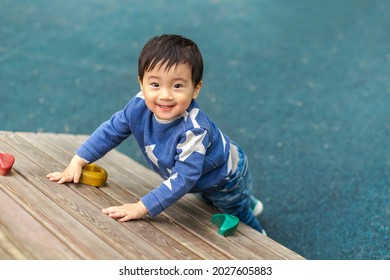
[{"xmin": 0, "ymin": 153, "xmax": 15, "ymax": 176}]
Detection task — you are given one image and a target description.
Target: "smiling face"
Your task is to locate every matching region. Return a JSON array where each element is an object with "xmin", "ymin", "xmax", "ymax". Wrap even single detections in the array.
[{"xmin": 139, "ymin": 62, "xmax": 202, "ymax": 121}]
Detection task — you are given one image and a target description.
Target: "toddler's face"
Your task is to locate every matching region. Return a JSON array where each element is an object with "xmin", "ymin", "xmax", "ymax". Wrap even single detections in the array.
[{"xmin": 139, "ymin": 63, "xmax": 202, "ymax": 121}]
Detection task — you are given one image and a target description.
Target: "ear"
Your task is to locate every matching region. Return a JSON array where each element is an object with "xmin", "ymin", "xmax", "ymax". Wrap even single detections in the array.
[
  {"xmin": 192, "ymin": 80, "xmax": 203, "ymax": 99},
  {"xmin": 138, "ymin": 76, "xmax": 143, "ymax": 91}
]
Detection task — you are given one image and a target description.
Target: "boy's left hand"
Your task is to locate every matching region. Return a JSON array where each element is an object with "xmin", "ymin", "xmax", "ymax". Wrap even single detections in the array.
[{"xmin": 102, "ymin": 201, "xmax": 148, "ymax": 222}]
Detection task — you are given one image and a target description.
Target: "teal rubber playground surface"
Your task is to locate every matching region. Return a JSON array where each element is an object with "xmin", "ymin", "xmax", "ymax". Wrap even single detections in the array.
[{"xmin": 1, "ymin": 0, "xmax": 389, "ymax": 259}]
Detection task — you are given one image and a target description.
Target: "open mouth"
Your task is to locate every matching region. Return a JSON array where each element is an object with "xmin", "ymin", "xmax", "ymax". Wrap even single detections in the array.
[{"xmin": 158, "ymin": 104, "xmax": 174, "ymax": 111}]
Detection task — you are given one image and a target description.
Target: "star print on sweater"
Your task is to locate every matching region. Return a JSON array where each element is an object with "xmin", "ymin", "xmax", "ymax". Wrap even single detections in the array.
[
  {"xmin": 176, "ymin": 129, "xmax": 207, "ymax": 162},
  {"xmin": 163, "ymin": 173, "xmax": 178, "ymax": 190},
  {"xmin": 145, "ymin": 144, "xmax": 159, "ymax": 168},
  {"xmin": 182, "ymin": 108, "xmax": 201, "ymax": 128},
  {"xmin": 76, "ymin": 92, "xmax": 233, "ymax": 217}
]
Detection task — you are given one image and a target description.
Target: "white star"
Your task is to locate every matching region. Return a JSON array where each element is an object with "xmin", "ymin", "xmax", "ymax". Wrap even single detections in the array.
[
  {"xmin": 218, "ymin": 129, "xmax": 227, "ymax": 152},
  {"xmin": 177, "ymin": 130, "xmax": 207, "ymax": 162},
  {"xmin": 218, "ymin": 129, "xmax": 230, "ymax": 174},
  {"xmin": 163, "ymin": 173, "xmax": 178, "ymax": 190},
  {"xmin": 183, "ymin": 108, "xmax": 200, "ymax": 128},
  {"xmin": 226, "ymin": 150, "xmax": 232, "ymax": 177},
  {"xmin": 145, "ymin": 144, "xmax": 159, "ymax": 167}
]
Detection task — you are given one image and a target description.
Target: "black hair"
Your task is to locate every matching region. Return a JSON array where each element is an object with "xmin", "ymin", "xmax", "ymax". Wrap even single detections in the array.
[{"xmin": 138, "ymin": 34, "xmax": 203, "ymax": 86}]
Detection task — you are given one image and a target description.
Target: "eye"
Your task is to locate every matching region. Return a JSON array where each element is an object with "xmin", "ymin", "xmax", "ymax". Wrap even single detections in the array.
[
  {"xmin": 151, "ymin": 82, "xmax": 159, "ymax": 87},
  {"xmin": 173, "ymin": 84, "xmax": 183, "ymax": 89}
]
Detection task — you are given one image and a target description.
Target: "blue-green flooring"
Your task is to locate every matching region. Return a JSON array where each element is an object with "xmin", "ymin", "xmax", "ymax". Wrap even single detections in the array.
[{"xmin": 1, "ymin": 0, "xmax": 389, "ymax": 259}]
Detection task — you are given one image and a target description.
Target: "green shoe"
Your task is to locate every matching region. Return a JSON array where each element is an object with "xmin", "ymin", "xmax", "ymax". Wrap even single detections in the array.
[{"xmin": 251, "ymin": 197, "xmax": 264, "ymax": 216}]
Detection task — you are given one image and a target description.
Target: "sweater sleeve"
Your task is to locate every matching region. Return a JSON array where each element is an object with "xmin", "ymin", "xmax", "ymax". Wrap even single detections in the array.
[
  {"xmin": 141, "ymin": 128, "xmax": 210, "ymax": 217},
  {"xmin": 76, "ymin": 101, "xmax": 133, "ymax": 163}
]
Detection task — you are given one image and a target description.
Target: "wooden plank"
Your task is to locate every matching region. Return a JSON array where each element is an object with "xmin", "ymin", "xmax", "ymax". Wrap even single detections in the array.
[
  {"xmin": 0, "ymin": 140, "xmax": 128, "ymax": 259},
  {"xmin": 0, "ymin": 225, "xmax": 27, "ymax": 260},
  {"xmin": 0, "ymin": 189, "xmax": 80, "ymax": 259},
  {"xmin": 35, "ymin": 132, "xmax": 304, "ymax": 260},
  {"xmin": 0, "ymin": 132, "xmax": 203, "ymax": 259},
  {"xmin": 0, "ymin": 134, "xmax": 160, "ymax": 259},
  {"xmin": 0, "ymin": 172, "xmax": 124, "ymax": 259}
]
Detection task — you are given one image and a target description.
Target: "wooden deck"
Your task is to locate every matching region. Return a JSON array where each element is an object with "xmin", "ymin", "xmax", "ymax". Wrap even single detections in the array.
[{"xmin": 0, "ymin": 131, "xmax": 304, "ymax": 260}]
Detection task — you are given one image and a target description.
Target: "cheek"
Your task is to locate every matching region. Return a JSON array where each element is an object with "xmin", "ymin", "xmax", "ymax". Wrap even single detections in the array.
[
  {"xmin": 176, "ymin": 94, "xmax": 194, "ymax": 105},
  {"xmin": 176, "ymin": 99, "xmax": 191, "ymax": 109},
  {"xmin": 143, "ymin": 96, "xmax": 156, "ymax": 110}
]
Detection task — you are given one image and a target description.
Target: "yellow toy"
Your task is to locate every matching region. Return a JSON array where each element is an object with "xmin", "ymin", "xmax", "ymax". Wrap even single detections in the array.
[{"xmin": 79, "ymin": 164, "xmax": 108, "ymax": 187}]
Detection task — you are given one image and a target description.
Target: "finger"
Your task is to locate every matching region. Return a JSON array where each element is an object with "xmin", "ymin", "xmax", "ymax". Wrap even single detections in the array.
[
  {"xmin": 48, "ymin": 173, "xmax": 63, "ymax": 182},
  {"xmin": 58, "ymin": 175, "xmax": 72, "ymax": 184},
  {"xmin": 102, "ymin": 206, "xmax": 120, "ymax": 214},
  {"xmin": 57, "ymin": 176, "xmax": 66, "ymax": 184},
  {"xmin": 102, "ymin": 207, "xmax": 113, "ymax": 214},
  {"xmin": 108, "ymin": 211, "xmax": 125, "ymax": 219},
  {"xmin": 119, "ymin": 215, "xmax": 132, "ymax": 222},
  {"xmin": 47, "ymin": 172, "xmax": 61, "ymax": 179}
]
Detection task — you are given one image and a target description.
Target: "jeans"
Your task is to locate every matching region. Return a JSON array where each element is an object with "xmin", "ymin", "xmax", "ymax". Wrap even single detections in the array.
[{"xmin": 199, "ymin": 144, "xmax": 264, "ymax": 233}]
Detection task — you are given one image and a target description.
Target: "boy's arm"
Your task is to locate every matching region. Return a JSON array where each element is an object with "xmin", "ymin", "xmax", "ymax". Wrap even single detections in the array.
[
  {"xmin": 76, "ymin": 108, "xmax": 133, "ymax": 163},
  {"xmin": 142, "ymin": 128, "xmax": 210, "ymax": 217},
  {"xmin": 47, "ymin": 97, "xmax": 136, "ymax": 183}
]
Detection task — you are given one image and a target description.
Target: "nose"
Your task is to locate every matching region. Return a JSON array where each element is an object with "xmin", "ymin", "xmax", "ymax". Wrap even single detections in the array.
[{"xmin": 158, "ymin": 88, "xmax": 173, "ymax": 100}]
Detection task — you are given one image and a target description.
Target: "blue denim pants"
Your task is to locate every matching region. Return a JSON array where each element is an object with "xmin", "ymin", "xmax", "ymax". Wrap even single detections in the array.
[{"xmin": 199, "ymin": 144, "xmax": 264, "ymax": 233}]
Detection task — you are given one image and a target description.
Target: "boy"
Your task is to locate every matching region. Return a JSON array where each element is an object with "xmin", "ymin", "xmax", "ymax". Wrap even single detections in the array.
[{"xmin": 47, "ymin": 34, "xmax": 265, "ymax": 233}]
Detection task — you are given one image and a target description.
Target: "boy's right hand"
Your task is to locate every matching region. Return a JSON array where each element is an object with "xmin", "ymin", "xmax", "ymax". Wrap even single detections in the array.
[{"xmin": 46, "ymin": 154, "xmax": 87, "ymax": 184}]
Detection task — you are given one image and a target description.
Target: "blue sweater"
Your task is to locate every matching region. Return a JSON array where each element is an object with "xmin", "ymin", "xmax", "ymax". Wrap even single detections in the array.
[{"xmin": 76, "ymin": 92, "xmax": 234, "ymax": 217}]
